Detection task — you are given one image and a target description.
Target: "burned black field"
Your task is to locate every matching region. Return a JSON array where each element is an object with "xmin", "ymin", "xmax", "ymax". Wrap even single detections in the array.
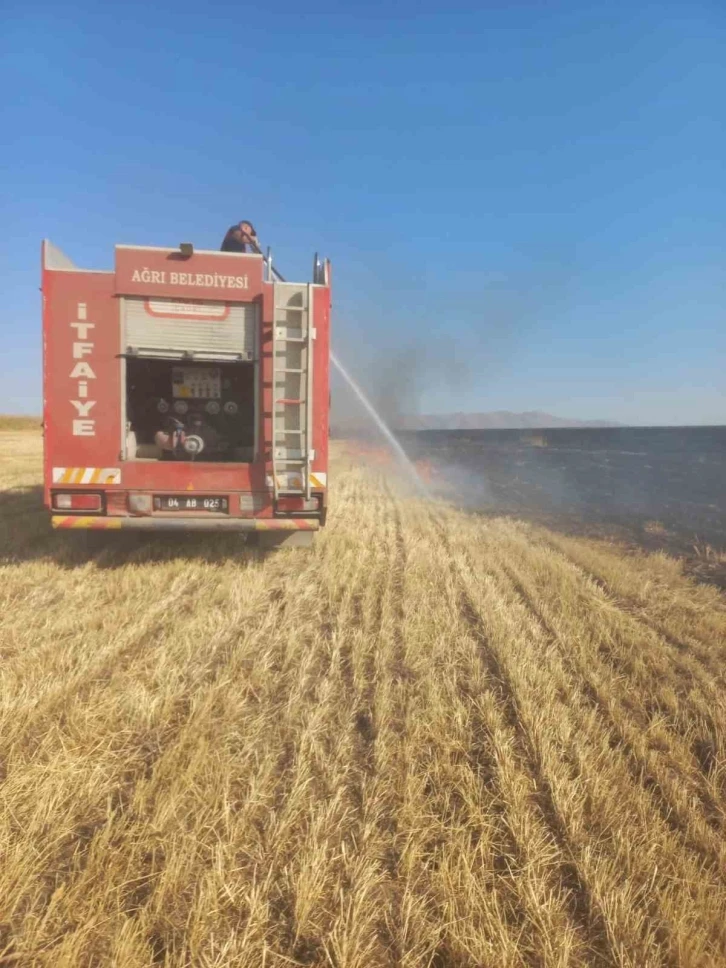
[{"xmin": 401, "ymin": 425, "xmax": 726, "ymax": 585}]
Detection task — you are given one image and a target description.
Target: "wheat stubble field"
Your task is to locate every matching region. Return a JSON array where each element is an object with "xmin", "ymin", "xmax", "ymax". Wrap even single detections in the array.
[{"xmin": 1, "ymin": 430, "xmax": 726, "ymax": 968}]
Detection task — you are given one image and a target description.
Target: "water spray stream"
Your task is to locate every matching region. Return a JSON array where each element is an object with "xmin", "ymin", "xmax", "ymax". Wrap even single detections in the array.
[{"xmin": 330, "ymin": 351, "xmax": 428, "ymax": 495}]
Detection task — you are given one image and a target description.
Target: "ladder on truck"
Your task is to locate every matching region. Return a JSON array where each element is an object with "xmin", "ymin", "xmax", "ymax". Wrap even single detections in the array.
[{"xmin": 271, "ymin": 282, "xmax": 314, "ymax": 500}]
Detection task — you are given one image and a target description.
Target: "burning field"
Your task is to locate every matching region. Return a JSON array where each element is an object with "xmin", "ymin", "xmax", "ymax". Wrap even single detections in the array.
[{"xmin": 1, "ymin": 430, "xmax": 726, "ymax": 967}]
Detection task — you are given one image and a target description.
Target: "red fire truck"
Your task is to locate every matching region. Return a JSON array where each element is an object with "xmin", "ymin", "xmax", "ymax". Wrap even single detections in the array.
[{"xmin": 41, "ymin": 239, "xmax": 331, "ymax": 548}]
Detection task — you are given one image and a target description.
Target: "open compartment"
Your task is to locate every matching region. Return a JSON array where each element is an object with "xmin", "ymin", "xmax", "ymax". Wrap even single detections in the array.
[
  {"xmin": 124, "ymin": 358, "xmax": 256, "ymax": 462},
  {"xmin": 119, "ymin": 294, "xmax": 260, "ymax": 463}
]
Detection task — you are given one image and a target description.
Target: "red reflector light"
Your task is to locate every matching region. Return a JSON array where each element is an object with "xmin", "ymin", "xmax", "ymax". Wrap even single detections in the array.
[
  {"xmin": 53, "ymin": 492, "xmax": 102, "ymax": 511},
  {"xmin": 106, "ymin": 491, "xmax": 128, "ymax": 512}
]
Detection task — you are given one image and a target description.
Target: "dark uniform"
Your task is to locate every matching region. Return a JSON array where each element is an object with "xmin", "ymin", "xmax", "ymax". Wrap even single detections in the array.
[{"xmin": 221, "ymin": 222, "xmax": 259, "ymax": 253}]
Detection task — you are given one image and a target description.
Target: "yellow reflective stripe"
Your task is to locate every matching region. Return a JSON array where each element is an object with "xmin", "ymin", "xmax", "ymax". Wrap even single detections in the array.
[
  {"xmin": 54, "ymin": 468, "xmax": 121, "ymax": 484},
  {"xmin": 51, "ymin": 515, "xmax": 122, "ymax": 530},
  {"xmin": 254, "ymin": 519, "xmax": 318, "ymax": 531}
]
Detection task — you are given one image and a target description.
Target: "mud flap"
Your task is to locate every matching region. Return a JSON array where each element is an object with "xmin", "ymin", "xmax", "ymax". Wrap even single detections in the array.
[{"xmin": 255, "ymin": 531, "xmax": 315, "ymax": 550}]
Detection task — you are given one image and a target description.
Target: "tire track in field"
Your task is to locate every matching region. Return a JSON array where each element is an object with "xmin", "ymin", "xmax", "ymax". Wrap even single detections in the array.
[
  {"xmin": 535, "ymin": 532, "xmax": 726, "ymax": 674},
  {"xmin": 564, "ymin": 564, "xmax": 726, "ymax": 790},
  {"xmin": 394, "ymin": 499, "xmax": 525, "ymax": 968},
  {"xmin": 492, "ymin": 556, "xmax": 726, "ymax": 880},
  {"xmin": 457, "ymin": 595, "xmax": 616, "ymax": 967},
  {"xmin": 430, "ymin": 516, "xmax": 617, "ymax": 968},
  {"xmin": 106, "ymin": 556, "xmax": 332, "ymax": 966},
  {"xmin": 1, "ymin": 559, "xmax": 295, "ymax": 764},
  {"xmin": 467, "ymin": 544, "xmax": 726, "ymax": 962},
  {"xmin": 2, "ymin": 543, "xmax": 312, "ymax": 957},
  {"xmin": 335, "ymin": 489, "xmax": 387, "ymax": 796},
  {"xmin": 457, "ymin": 667, "xmax": 550, "ymax": 961},
  {"xmin": 5, "ymin": 583, "xmax": 294, "ymax": 947},
  {"xmin": 262, "ymin": 488, "xmax": 390, "ymax": 963},
  {"xmin": 374, "ymin": 486, "xmax": 412, "ymax": 964},
  {"xmin": 424, "ymin": 515, "xmax": 549, "ymax": 958},
  {"xmin": 273, "ymin": 548, "xmax": 337, "ymax": 797},
  {"xmin": 491, "ymin": 527, "xmax": 726, "ymax": 787},
  {"xmin": 527, "ymin": 540, "xmax": 726, "ymax": 791},
  {"xmin": 147, "ymin": 641, "xmax": 305, "ymax": 968},
  {"xmin": 0, "ymin": 578, "xmax": 199, "ymax": 760},
  {"xmin": 386, "ymin": 489, "xmax": 413, "ymax": 725},
  {"xmin": 317, "ymin": 475, "xmax": 411, "ymax": 964}
]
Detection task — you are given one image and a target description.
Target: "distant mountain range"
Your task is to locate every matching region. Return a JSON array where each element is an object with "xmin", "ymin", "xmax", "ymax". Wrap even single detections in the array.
[{"xmin": 395, "ymin": 411, "xmax": 620, "ymax": 431}]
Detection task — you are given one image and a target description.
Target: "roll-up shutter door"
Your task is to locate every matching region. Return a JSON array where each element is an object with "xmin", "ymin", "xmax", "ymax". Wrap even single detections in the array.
[{"xmin": 123, "ymin": 297, "xmax": 258, "ymax": 359}]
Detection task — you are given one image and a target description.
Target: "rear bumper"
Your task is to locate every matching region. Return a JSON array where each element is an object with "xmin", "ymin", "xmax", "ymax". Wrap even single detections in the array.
[{"xmin": 51, "ymin": 515, "xmax": 320, "ymax": 533}]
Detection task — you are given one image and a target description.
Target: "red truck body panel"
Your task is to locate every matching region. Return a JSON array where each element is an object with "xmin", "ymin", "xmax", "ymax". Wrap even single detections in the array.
[{"xmin": 42, "ymin": 241, "xmax": 330, "ymax": 532}]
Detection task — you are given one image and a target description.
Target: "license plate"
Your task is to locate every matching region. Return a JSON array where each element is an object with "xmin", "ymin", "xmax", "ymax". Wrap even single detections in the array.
[{"xmin": 154, "ymin": 495, "xmax": 229, "ymax": 512}]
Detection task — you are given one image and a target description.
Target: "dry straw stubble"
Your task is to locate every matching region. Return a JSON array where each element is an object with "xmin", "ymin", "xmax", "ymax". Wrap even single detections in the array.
[{"xmin": 0, "ymin": 432, "xmax": 725, "ymax": 967}]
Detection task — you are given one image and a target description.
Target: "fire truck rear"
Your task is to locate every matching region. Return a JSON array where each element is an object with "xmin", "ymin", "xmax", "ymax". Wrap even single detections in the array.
[{"xmin": 42, "ymin": 239, "xmax": 331, "ymax": 548}]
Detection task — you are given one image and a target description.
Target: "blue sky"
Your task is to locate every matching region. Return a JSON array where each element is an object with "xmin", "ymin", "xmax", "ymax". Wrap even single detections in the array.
[{"xmin": 2, "ymin": 0, "xmax": 724, "ymax": 424}]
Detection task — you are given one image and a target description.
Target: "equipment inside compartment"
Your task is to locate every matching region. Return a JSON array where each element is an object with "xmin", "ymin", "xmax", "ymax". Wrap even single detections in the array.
[{"xmin": 126, "ymin": 358, "xmax": 255, "ymax": 462}]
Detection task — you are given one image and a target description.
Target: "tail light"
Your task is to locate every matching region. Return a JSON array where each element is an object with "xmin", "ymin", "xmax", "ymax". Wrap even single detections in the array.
[
  {"xmin": 275, "ymin": 496, "xmax": 319, "ymax": 513},
  {"xmin": 53, "ymin": 492, "xmax": 102, "ymax": 512}
]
